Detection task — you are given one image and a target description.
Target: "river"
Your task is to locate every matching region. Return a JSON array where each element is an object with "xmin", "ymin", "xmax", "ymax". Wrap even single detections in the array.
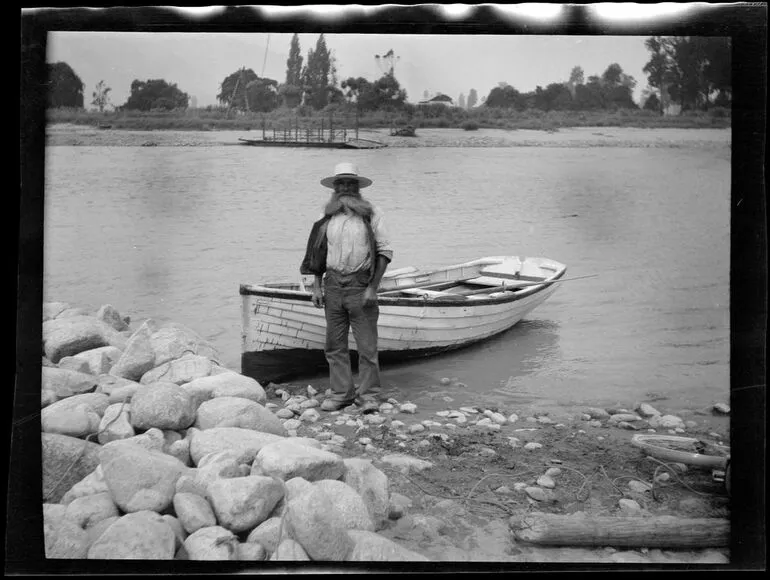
[{"xmin": 43, "ymin": 128, "xmax": 731, "ymax": 415}]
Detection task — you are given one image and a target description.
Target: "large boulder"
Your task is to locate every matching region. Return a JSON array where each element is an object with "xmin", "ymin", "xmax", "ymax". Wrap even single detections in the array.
[
  {"xmin": 173, "ymin": 492, "xmax": 217, "ymax": 534},
  {"xmin": 285, "ymin": 487, "xmax": 354, "ymax": 561},
  {"xmin": 100, "ymin": 441, "xmax": 189, "ymax": 513},
  {"xmin": 95, "ymin": 374, "xmax": 141, "ymax": 398},
  {"xmin": 43, "ymin": 315, "xmax": 127, "ymax": 363},
  {"xmin": 182, "ymin": 451, "xmax": 250, "ymax": 500},
  {"xmin": 188, "ymin": 427, "xmax": 285, "ymax": 466},
  {"xmin": 182, "ymin": 372, "xmax": 267, "ymax": 408},
  {"xmin": 95, "ymin": 304, "xmax": 129, "ymax": 332},
  {"xmin": 271, "ymin": 539, "xmax": 310, "ymax": 561},
  {"xmin": 41, "ymin": 394, "xmax": 109, "ymax": 438},
  {"xmin": 129, "ymin": 382, "xmax": 196, "ymax": 431},
  {"xmin": 64, "ymin": 492, "xmax": 120, "ymax": 529},
  {"xmin": 312, "ymin": 479, "xmax": 374, "ymax": 532},
  {"xmin": 41, "ymin": 367, "xmax": 98, "ymax": 399},
  {"xmin": 140, "ymin": 355, "xmax": 216, "ymax": 386},
  {"xmin": 67, "ymin": 346, "xmax": 123, "ymax": 375},
  {"xmin": 255, "ymin": 439, "xmax": 345, "ymax": 482},
  {"xmin": 208, "ymin": 475, "xmax": 285, "ymax": 533},
  {"xmin": 61, "ymin": 465, "xmax": 110, "ymax": 505},
  {"xmin": 246, "ymin": 517, "xmax": 291, "ymax": 553},
  {"xmin": 149, "ymin": 323, "xmax": 221, "ymax": 368},
  {"xmin": 194, "ymin": 397, "xmax": 286, "ymax": 435},
  {"xmin": 98, "ymin": 403, "xmax": 135, "ymax": 444},
  {"xmin": 346, "ymin": 530, "xmax": 429, "ymax": 561},
  {"xmin": 87, "ymin": 511, "xmax": 176, "ymax": 559},
  {"xmin": 342, "ymin": 458, "xmax": 390, "ymax": 530},
  {"xmin": 183, "ymin": 526, "xmax": 239, "ymax": 561},
  {"xmin": 109, "ymin": 320, "xmax": 157, "ymax": 381},
  {"xmin": 44, "ymin": 503, "xmax": 90, "ymax": 559}
]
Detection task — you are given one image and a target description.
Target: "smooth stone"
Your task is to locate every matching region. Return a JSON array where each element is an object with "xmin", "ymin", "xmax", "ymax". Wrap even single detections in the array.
[
  {"xmin": 129, "ymin": 382, "xmax": 196, "ymax": 431},
  {"xmin": 379, "ymin": 454, "xmax": 433, "ymax": 474},
  {"xmin": 87, "ymin": 511, "xmax": 176, "ymax": 559},
  {"xmin": 285, "ymin": 487, "xmax": 354, "ymax": 561},
  {"xmin": 43, "ymin": 315, "xmax": 126, "ymax": 363},
  {"xmin": 313, "ymin": 479, "xmax": 375, "ymax": 531},
  {"xmin": 183, "ymin": 526, "xmax": 239, "ymax": 561},
  {"xmin": 109, "ymin": 320, "xmax": 157, "ymax": 381},
  {"xmin": 254, "ymin": 439, "xmax": 344, "ymax": 482},
  {"xmin": 208, "ymin": 475, "xmax": 285, "ymax": 533},
  {"xmin": 173, "ymin": 492, "xmax": 217, "ymax": 534},
  {"xmin": 195, "ymin": 396, "xmax": 286, "ymax": 435}
]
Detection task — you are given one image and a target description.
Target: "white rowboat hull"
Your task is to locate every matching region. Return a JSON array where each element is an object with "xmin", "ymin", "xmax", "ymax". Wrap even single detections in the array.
[{"xmin": 240, "ymin": 256, "xmax": 566, "ymax": 382}]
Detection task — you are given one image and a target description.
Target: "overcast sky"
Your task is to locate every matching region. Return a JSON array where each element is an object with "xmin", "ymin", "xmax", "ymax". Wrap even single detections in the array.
[{"xmin": 47, "ymin": 32, "xmax": 654, "ymax": 108}]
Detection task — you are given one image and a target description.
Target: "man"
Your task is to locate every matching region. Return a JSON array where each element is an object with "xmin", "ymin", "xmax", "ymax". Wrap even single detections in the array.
[{"xmin": 301, "ymin": 162, "xmax": 393, "ymax": 413}]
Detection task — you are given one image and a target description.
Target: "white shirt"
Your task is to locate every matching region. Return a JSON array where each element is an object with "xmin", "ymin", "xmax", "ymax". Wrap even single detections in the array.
[{"xmin": 324, "ymin": 206, "xmax": 393, "ymax": 275}]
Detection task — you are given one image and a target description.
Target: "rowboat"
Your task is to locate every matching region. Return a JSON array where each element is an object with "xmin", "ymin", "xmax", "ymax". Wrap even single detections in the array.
[{"xmin": 240, "ymin": 256, "xmax": 567, "ymax": 383}]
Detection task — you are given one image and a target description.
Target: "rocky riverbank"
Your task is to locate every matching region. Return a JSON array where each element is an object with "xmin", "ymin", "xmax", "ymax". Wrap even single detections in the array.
[{"xmin": 40, "ymin": 302, "xmax": 731, "ymax": 565}]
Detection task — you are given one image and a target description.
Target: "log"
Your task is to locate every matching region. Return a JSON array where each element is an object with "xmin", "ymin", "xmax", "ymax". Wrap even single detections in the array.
[{"xmin": 510, "ymin": 513, "xmax": 729, "ymax": 549}]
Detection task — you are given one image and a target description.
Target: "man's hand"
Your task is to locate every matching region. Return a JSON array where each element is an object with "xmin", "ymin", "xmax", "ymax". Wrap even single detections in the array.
[
  {"xmin": 363, "ymin": 286, "xmax": 378, "ymax": 307},
  {"xmin": 311, "ymin": 288, "xmax": 324, "ymax": 308}
]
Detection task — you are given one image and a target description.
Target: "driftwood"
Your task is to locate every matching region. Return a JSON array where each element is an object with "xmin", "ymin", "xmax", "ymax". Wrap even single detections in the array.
[{"xmin": 510, "ymin": 513, "xmax": 730, "ymax": 549}]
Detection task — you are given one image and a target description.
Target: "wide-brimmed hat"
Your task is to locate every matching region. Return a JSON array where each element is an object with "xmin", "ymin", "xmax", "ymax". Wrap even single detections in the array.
[{"xmin": 320, "ymin": 162, "xmax": 373, "ymax": 189}]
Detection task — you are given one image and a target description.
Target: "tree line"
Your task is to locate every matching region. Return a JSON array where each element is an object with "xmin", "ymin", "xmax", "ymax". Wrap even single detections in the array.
[{"xmin": 46, "ymin": 35, "xmax": 730, "ymax": 115}]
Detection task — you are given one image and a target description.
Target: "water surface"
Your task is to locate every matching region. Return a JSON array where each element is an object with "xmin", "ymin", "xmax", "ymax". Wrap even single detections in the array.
[{"xmin": 44, "ymin": 133, "xmax": 731, "ymax": 414}]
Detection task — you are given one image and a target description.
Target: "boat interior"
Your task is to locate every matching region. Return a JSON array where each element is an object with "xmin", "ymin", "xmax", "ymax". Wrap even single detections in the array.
[{"xmin": 256, "ymin": 258, "xmax": 564, "ymax": 302}]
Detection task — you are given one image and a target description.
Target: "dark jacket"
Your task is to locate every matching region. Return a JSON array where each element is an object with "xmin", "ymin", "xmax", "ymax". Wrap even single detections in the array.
[{"xmin": 300, "ymin": 214, "xmax": 379, "ymax": 283}]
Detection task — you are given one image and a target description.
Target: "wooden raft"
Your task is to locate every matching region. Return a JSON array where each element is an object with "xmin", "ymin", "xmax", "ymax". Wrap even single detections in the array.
[{"xmin": 510, "ymin": 513, "xmax": 730, "ymax": 549}]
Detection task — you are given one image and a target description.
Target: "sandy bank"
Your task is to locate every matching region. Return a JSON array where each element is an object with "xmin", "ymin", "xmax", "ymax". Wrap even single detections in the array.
[{"xmin": 46, "ymin": 124, "xmax": 731, "ymax": 150}]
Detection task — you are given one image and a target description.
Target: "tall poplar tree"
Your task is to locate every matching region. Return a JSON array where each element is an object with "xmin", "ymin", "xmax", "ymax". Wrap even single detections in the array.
[
  {"xmin": 285, "ymin": 33, "xmax": 303, "ymax": 86},
  {"xmin": 301, "ymin": 34, "xmax": 332, "ymax": 109}
]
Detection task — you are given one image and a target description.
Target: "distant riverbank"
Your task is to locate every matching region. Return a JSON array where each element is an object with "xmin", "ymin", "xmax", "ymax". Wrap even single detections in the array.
[{"xmin": 47, "ymin": 123, "xmax": 731, "ymax": 150}]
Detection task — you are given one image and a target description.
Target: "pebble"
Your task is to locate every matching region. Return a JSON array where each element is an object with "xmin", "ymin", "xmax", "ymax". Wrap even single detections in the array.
[
  {"xmin": 459, "ymin": 407, "xmax": 478, "ymax": 414},
  {"xmin": 442, "ymin": 396, "xmax": 454, "ymax": 403},
  {"xmin": 654, "ymin": 472, "xmax": 670, "ymax": 482},
  {"xmin": 453, "ymin": 415, "xmax": 467, "ymax": 424},
  {"xmin": 330, "ymin": 435, "xmax": 346, "ymax": 445},
  {"xmin": 439, "ymin": 378, "xmax": 451, "ymax": 385},
  {"xmin": 276, "ymin": 408, "xmax": 295, "ymax": 419},
  {"xmin": 712, "ymin": 403, "xmax": 730, "ymax": 414},
  {"xmin": 283, "ymin": 419, "xmax": 301, "ymax": 430},
  {"xmin": 494, "ymin": 486, "xmax": 513, "ymax": 495},
  {"xmin": 444, "ymin": 424, "xmax": 458, "ymax": 431},
  {"xmin": 507, "ymin": 413, "xmax": 519, "ymax": 423},
  {"xmin": 478, "ymin": 447, "xmax": 496, "ymax": 457},
  {"xmin": 435, "ymin": 411, "xmax": 450, "ymax": 417},
  {"xmin": 387, "ymin": 398, "xmax": 399, "ymax": 405},
  {"xmin": 525, "ymin": 417, "xmax": 538, "ymax": 423},
  {"xmin": 523, "ymin": 442, "xmax": 543, "ymax": 451},
  {"xmin": 489, "ymin": 412, "xmax": 507, "ymax": 425},
  {"xmin": 524, "ymin": 486, "xmax": 553, "ymax": 502},
  {"xmin": 616, "ymin": 421, "xmax": 638, "ymax": 430},
  {"xmin": 628, "ymin": 480, "xmax": 652, "ymax": 493},
  {"xmin": 315, "ymin": 432, "xmax": 333, "ymax": 441},
  {"xmin": 421, "ymin": 420, "xmax": 442, "ymax": 428},
  {"xmin": 358, "ymin": 437, "xmax": 372, "ymax": 445},
  {"xmin": 265, "ymin": 403, "xmax": 278, "ymax": 410},
  {"xmin": 589, "ymin": 420, "xmax": 602, "ymax": 427},
  {"xmin": 536, "ymin": 475, "xmax": 555, "ymax": 489},
  {"xmin": 399, "ymin": 403, "xmax": 417, "ymax": 414},
  {"xmin": 597, "ymin": 436, "xmax": 605, "ymax": 441},
  {"xmin": 408, "ymin": 424, "xmax": 425, "ymax": 434},
  {"xmin": 417, "ymin": 440, "xmax": 431, "ymax": 450},
  {"xmin": 506, "ymin": 437, "xmax": 520, "ymax": 448},
  {"xmin": 378, "ymin": 403, "xmax": 394, "ymax": 412},
  {"xmin": 513, "ymin": 482, "xmax": 528, "ymax": 492},
  {"xmin": 299, "ymin": 399, "xmax": 319, "ymax": 409},
  {"xmin": 366, "ymin": 415, "xmax": 387, "ymax": 426},
  {"xmin": 618, "ymin": 498, "xmax": 642, "ymax": 513},
  {"xmin": 299, "ymin": 408, "xmax": 320, "ymax": 423},
  {"xmin": 364, "ymin": 444, "xmax": 377, "ymax": 454},
  {"xmin": 307, "ymin": 385, "xmax": 318, "ymax": 397},
  {"xmin": 345, "ymin": 420, "xmax": 358, "ymax": 428},
  {"xmin": 545, "ymin": 467, "xmax": 561, "ymax": 477},
  {"xmin": 389, "ymin": 420, "xmax": 405, "ymax": 430},
  {"xmin": 536, "ymin": 416, "xmax": 555, "ymax": 425}
]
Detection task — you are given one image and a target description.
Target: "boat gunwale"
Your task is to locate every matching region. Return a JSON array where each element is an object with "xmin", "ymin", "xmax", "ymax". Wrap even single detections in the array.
[{"xmin": 240, "ymin": 264, "xmax": 567, "ymax": 307}]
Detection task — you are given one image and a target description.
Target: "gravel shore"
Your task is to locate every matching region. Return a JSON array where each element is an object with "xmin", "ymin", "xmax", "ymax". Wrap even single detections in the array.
[{"xmin": 46, "ymin": 124, "xmax": 731, "ymax": 150}]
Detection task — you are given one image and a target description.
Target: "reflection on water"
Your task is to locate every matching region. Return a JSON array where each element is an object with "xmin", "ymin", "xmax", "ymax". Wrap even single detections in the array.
[{"xmin": 43, "ymin": 139, "xmax": 730, "ymax": 413}]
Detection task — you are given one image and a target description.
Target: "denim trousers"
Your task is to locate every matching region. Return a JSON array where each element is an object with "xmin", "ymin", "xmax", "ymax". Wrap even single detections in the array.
[{"xmin": 323, "ymin": 269, "xmax": 381, "ymax": 402}]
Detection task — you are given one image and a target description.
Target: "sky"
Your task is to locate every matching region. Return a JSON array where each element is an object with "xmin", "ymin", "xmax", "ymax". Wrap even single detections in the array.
[{"xmin": 47, "ymin": 32, "xmax": 654, "ymax": 109}]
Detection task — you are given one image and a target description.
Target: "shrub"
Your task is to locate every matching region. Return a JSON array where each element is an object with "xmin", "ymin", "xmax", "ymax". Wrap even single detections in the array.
[{"xmin": 461, "ymin": 120, "xmax": 479, "ymax": 131}]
